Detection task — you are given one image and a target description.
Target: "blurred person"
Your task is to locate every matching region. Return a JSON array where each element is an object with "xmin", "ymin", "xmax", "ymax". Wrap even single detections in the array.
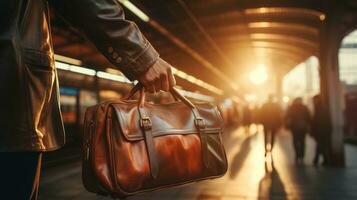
[
  {"xmin": 311, "ymin": 95, "xmax": 331, "ymax": 166},
  {"xmin": 286, "ymin": 97, "xmax": 311, "ymax": 164},
  {"xmin": 251, "ymin": 105, "xmax": 261, "ymax": 124},
  {"xmin": 0, "ymin": 1, "xmax": 175, "ymax": 199},
  {"xmin": 242, "ymin": 105, "xmax": 252, "ymax": 134},
  {"xmin": 260, "ymin": 95, "xmax": 283, "ymax": 157},
  {"xmin": 230, "ymin": 103, "xmax": 241, "ymax": 127}
]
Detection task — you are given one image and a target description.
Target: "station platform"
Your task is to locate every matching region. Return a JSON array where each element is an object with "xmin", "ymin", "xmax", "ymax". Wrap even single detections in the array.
[{"xmin": 38, "ymin": 127, "xmax": 357, "ymax": 200}]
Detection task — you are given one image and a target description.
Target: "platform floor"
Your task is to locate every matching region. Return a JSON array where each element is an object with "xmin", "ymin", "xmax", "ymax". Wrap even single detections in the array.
[{"xmin": 39, "ymin": 126, "xmax": 357, "ymax": 200}]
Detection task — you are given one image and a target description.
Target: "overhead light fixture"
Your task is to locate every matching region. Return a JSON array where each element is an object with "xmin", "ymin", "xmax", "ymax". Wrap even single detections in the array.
[
  {"xmin": 55, "ymin": 61, "xmax": 95, "ymax": 76},
  {"xmin": 170, "ymin": 67, "xmax": 223, "ymax": 95},
  {"xmin": 319, "ymin": 14, "xmax": 326, "ymax": 21},
  {"xmin": 176, "ymin": 88, "xmax": 215, "ymax": 102},
  {"xmin": 175, "ymin": 70, "xmax": 188, "ymax": 79},
  {"xmin": 186, "ymin": 75, "xmax": 196, "ymax": 83},
  {"xmin": 97, "ymin": 71, "xmax": 130, "ymax": 83},
  {"xmin": 106, "ymin": 68, "xmax": 124, "ymax": 75},
  {"xmin": 244, "ymin": 7, "xmax": 326, "ymax": 21},
  {"xmin": 117, "ymin": 0, "xmax": 150, "ymax": 22},
  {"xmin": 55, "ymin": 61, "xmax": 70, "ymax": 70},
  {"xmin": 69, "ymin": 65, "xmax": 96, "ymax": 76},
  {"xmin": 54, "ymin": 54, "xmax": 82, "ymax": 66}
]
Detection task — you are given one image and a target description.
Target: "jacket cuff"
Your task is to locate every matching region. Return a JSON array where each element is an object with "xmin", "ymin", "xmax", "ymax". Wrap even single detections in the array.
[
  {"xmin": 124, "ymin": 43, "xmax": 159, "ymax": 81},
  {"xmin": 108, "ymin": 43, "xmax": 159, "ymax": 81}
]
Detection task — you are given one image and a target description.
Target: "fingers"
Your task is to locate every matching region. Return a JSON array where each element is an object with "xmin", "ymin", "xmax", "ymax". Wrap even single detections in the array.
[
  {"xmin": 161, "ymin": 72, "xmax": 169, "ymax": 92},
  {"xmin": 137, "ymin": 58, "xmax": 176, "ymax": 93},
  {"xmin": 145, "ymin": 74, "xmax": 170, "ymax": 93},
  {"xmin": 159, "ymin": 60, "xmax": 175, "ymax": 90},
  {"xmin": 140, "ymin": 76, "xmax": 155, "ymax": 93},
  {"xmin": 154, "ymin": 77, "xmax": 161, "ymax": 93},
  {"xmin": 146, "ymin": 83, "xmax": 156, "ymax": 93}
]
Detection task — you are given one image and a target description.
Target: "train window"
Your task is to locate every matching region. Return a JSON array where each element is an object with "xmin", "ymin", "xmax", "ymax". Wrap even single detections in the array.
[
  {"xmin": 79, "ymin": 90, "xmax": 98, "ymax": 124},
  {"xmin": 100, "ymin": 90, "xmax": 122, "ymax": 101},
  {"xmin": 59, "ymin": 87, "xmax": 78, "ymax": 124}
]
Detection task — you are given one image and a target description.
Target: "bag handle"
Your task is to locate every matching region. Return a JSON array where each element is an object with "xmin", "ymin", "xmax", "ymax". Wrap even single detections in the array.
[
  {"xmin": 125, "ymin": 83, "xmax": 210, "ymax": 179},
  {"xmin": 125, "ymin": 82, "xmax": 194, "ymax": 108},
  {"xmin": 126, "ymin": 83, "xmax": 206, "ymax": 134}
]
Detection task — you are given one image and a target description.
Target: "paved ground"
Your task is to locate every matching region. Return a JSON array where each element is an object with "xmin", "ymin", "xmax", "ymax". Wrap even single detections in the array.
[{"xmin": 39, "ymin": 126, "xmax": 357, "ymax": 200}]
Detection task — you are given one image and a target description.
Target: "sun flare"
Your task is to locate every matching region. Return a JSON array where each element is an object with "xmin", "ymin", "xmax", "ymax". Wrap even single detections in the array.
[{"xmin": 249, "ymin": 64, "xmax": 268, "ymax": 85}]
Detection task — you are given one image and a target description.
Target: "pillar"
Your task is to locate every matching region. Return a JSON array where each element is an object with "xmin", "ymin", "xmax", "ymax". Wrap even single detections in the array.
[{"xmin": 319, "ymin": 13, "xmax": 345, "ymax": 167}]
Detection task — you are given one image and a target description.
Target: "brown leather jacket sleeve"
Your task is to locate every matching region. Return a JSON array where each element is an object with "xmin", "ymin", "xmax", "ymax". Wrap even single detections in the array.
[{"xmin": 51, "ymin": 0, "xmax": 159, "ymax": 80}]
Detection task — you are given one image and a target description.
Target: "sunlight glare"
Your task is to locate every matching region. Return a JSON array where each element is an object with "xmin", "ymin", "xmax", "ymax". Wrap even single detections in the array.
[
  {"xmin": 283, "ymin": 96, "xmax": 290, "ymax": 103},
  {"xmin": 249, "ymin": 64, "xmax": 268, "ymax": 85}
]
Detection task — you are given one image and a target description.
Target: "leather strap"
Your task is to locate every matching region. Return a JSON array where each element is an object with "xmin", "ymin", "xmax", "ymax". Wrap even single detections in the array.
[
  {"xmin": 170, "ymin": 88, "xmax": 195, "ymax": 108},
  {"xmin": 137, "ymin": 88, "xmax": 159, "ymax": 179},
  {"xmin": 124, "ymin": 82, "xmax": 143, "ymax": 100},
  {"xmin": 191, "ymin": 108, "xmax": 209, "ymax": 169}
]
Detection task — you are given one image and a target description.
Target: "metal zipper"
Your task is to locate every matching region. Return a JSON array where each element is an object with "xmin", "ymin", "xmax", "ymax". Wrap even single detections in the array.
[
  {"xmin": 85, "ymin": 120, "xmax": 94, "ymax": 160},
  {"xmin": 84, "ymin": 101, "xmax": 117, "ymax": 160}
]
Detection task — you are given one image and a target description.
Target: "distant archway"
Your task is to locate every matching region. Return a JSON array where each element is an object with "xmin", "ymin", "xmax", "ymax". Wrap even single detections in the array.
[{"xmin": 339, "ymin": 30, "xmax": 357, "ymax": 85}]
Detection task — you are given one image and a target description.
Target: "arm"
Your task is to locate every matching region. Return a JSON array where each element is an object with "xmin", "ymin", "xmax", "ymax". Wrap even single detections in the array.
[{"xmin": 51, "ymin": 0, "xmax": 175, "ymax": 92}]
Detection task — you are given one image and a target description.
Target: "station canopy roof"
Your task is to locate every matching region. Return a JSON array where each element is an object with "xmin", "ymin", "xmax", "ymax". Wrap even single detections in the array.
[{"xmin": 51, "ymin": 0, "xmax": 357, "ymax": 95}]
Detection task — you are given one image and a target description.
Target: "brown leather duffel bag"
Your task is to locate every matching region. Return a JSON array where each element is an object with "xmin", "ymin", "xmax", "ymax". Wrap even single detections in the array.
[{"xmin": 82, "ymin": 84, "xmax": 228, "ymax": 198}]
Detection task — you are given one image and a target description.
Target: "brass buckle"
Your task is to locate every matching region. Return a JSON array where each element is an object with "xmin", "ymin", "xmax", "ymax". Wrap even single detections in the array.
[
  {"xmin": 140, "ymin": 117, "xmax": 152, "ymax": 130},
  {"xmin": 195, "ymin": 118, "xmax": 205, "ymax": 129}
]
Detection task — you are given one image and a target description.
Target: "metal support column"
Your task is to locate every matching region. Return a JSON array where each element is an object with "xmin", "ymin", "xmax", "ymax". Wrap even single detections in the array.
[{"xmin": 319, "ymin": 15, "xmax": 345, "ymax": 167}]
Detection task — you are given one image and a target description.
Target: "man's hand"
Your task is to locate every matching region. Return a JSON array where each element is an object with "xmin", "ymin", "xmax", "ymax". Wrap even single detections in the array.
[{"xmin": 138, "ymin": 58, "xmax": 176, "ymax": 93}]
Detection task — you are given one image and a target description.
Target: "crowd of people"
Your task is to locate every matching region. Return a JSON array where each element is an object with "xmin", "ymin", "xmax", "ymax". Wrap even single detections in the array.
[{"xmin": 242, "ymin": 94, "xmax": 330, "ymax": 166}]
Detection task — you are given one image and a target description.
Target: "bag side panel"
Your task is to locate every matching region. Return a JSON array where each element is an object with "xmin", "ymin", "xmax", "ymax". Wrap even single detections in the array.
[
  {"xmin": 83, "ymin": 103, "xmax": 117, "ymax": 194},
  {"xmin": 110, "ymin": 109, "xmax": 227, "ymax": 195},
  {"xmin": 82, "ymin": 105, "xmax": 103, "ymax": 193},
  {"xmin": 91, "ymin": 103, "xmax": 117, "ymax": 193}
]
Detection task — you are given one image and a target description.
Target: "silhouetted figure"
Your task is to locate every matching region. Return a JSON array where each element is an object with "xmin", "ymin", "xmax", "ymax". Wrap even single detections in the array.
[
  {"xmin": 260, "ymin": 95, "xmax": 282, "ymax": 156},
  {"xmin": 242, "ymin": 105, "xmax": 252, "ymax": 134},
  {"xmin": 311, "ymin": 95, "xmax": 331, "ymax": 166},
  {"xmin": 286, "ymin": 97, "xmax": 311, "ymax": 164}
]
